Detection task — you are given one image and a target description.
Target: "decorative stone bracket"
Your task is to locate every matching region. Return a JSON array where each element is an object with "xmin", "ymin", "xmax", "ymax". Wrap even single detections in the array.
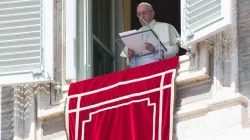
[{"xmin": 176, "ymin": 41, "xmax": 212, "ymax": 86}]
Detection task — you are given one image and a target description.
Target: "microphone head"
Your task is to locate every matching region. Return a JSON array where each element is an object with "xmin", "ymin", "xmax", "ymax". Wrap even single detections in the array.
[{"xmin": 139, "ymin": 17, "xmax": 148, "ymax": 26}]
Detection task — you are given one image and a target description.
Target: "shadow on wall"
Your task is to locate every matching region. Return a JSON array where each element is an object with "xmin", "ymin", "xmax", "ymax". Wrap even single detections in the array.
[{"xmin": 42, "ymin": 117, "xmax": 67, "ymax": 140}]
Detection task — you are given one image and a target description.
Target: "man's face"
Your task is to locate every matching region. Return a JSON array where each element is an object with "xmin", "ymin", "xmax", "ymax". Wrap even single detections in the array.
[{"xmin": 137, "ymin": 5, "xmax": 154, "ymax": 26}]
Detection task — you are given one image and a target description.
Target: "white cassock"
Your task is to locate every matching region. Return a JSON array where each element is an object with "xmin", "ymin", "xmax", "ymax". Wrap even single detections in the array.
[{"xmin": 120, "ymin": 19, "xmax": 180, "ymax": 67}]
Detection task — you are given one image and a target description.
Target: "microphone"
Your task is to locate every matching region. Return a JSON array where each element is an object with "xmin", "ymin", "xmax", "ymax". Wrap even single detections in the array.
[{"xmin": 139, "ymin": 17, "xmax": 168, "ymax": 53}]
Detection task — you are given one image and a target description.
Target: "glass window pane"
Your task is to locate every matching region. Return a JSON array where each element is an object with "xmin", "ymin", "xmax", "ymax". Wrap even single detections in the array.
[
  {"xmin": 93, "ymin": 41, "xmax": 113, "ymax": 77},
  {"xmin": 92, "ymin": 0, "xmax": 111, "ymax": 49}
]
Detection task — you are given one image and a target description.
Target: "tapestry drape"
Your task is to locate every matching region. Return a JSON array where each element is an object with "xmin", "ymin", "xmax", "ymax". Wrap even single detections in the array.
[{"xmin": 66, "ymin": 56, "xmax": 179, "ymax": 140}]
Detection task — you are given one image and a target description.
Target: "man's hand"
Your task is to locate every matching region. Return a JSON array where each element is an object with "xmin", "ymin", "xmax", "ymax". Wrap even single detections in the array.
[
  {"xmin": 128, "ymin": 48, "xmax": 135, "ymax": 59},
  {"xmin": 145, "ymin": 43, "xmax": 155, "ymax": 52}
]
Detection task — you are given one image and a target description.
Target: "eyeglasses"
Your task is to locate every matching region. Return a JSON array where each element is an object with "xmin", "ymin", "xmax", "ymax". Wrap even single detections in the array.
[{"xmin": 136, "ymin": 10, "xmax": 153, "ymax": 17}]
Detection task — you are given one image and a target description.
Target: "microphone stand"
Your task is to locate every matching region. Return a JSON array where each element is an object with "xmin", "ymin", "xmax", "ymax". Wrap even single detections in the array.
[{"xmin": 139, "ymin": 18, "xmax": 167, "ymax": 60}]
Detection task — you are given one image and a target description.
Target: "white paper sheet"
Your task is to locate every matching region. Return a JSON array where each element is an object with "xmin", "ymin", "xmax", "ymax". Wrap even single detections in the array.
[{"xmin": 119, "ymin": 30, "xmax": 146, "ymax": 52}]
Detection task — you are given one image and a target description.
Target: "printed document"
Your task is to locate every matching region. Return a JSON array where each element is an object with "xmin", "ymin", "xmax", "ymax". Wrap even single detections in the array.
[{"xmin": 119, "ymin": 30, "xmax": 146, "ymax": 52}]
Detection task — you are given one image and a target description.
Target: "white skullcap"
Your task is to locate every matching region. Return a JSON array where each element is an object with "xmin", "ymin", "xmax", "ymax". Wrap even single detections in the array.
[{"xmin": 137, "ymin": 2, "xmax": 154, "ymax": 10}]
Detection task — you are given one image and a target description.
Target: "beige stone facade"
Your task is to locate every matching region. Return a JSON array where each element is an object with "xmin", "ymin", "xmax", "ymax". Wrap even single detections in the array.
[{"xmin": 1, "ymin": 0, "xmax": 250, "ymax": 140}]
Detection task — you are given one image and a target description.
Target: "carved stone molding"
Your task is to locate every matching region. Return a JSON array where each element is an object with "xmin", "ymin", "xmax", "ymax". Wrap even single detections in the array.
[
  {"xmin": 175, "ymin": 92, "xmax": 248, "ymax": 122},
  {"xmin": 176, "ymin": 41, "xmax": 212, "ymax": 86}
]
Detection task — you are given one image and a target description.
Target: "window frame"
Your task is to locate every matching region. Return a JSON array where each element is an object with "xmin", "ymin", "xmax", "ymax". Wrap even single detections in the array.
[{"xmin": 75, "ymin": 0, "xmax": 118, "ymax": 80}]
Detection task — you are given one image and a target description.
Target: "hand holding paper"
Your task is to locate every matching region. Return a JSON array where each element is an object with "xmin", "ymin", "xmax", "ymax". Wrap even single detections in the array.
[
  {"xmin": 128, "ymin": 48, "xmax": 135, "ymax": 58},
  {"xmin": 145, "ymin": 43, "xmax": 155, "ymax": 52},
  {"xmin": 117, "ymin": 29, "xmax": 160, "ymax": 58}
]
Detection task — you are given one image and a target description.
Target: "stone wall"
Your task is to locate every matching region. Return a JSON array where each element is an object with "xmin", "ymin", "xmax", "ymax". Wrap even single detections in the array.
[
  {"xmin": 174, "ymin": 0, "xmax": 250, "ymax": 139},
  {"xmin": 1, "ymin": 0, "xmax": 250, "ymax": 140},
  {"xmin": 1, "ymin": 87, "xmax": 14, "ymax": 140},
  {"xmin": 238, "ymin": 0, "xmax": 250, "ymax": 98},
  {"xmin": 175, "ymin": 104, "xmax": 250, "ymax": 140}
]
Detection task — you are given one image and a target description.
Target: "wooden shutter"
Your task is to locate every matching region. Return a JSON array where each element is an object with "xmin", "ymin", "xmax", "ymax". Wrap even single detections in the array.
[
  {"xmin": 181, "ymin": 0, "xmax": 233, "ymax": 48},
  {"xmin": 0, "ymin": 0, "xmax": 53, "ymax": 85}
]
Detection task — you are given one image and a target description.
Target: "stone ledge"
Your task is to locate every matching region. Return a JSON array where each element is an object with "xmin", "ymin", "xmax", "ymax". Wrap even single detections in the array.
[
  {"xmin": 37, "ymin": 85, "xmax": 69, "ymax": 120},
  {"xmin": 37, "ymin": 92, "xmax": 67, "ymax": 121},
  {"xmin": 176, "ymin": 70, "xmax": 210, "ymax": 86},
  {"xmin": 38, "ymin": 103, "xmax": 65, "ymax": 121},
  {"xmin": 175, "ymin": 92, "xmax": 249, "ymax": 122}
]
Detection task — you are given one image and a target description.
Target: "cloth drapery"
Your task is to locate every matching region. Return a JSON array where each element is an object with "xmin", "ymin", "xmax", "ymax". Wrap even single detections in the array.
[{"xmin": 66, "ymin": 56, "xmax": 179, "ymax": 140}]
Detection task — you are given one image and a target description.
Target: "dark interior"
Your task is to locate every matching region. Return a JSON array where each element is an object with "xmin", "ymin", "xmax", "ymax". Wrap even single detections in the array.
[{"xmin": 131, "ymin": 0, "xmax": 180, "ymax": 33}]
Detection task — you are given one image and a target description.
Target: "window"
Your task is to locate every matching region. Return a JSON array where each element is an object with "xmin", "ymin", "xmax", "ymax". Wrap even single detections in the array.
[
  {"xmin": 0, "ymin": 0, "xmax": 233, "ymax": 85},
  {"xmin": 92, "ymin": 0, "xmax": 115, "ymax": 77},
  {"xmin": 69, "ymin": 0, "xmax": 123, "ymax": 81},
  {"xmin": 0, "ymin": 0, "xmax": 54, "ymax": 85},
  {"xmin": 65, "ymin": 0, "xmax": 233, "ymax": 82},
  {"xmin": 177, "ymin": 0, "xmax": 233, "ymax": 86},
  {"xmin": 181, "ymin": 0, "xmax": 233, "ymax": 48}
]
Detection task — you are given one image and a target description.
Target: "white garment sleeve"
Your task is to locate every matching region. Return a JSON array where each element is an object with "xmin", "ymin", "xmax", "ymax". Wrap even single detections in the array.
[
  {"xmin": 169, "ymin": 24, "xmax": 180, "ymax": 44},
  {"xmin": 162, "ymin": 45, "xmax": 179, "ymax": 59},
  {"xmin": 120, "ymin": 46, "xmax": 131, "ymax": 67},
  {"xmin": 126, "ymin": 58, "xmax": 131, "ymax": 67},
  {"xmin": 161, "ymin": 23, "xmax": 180, "ymax": 59}
]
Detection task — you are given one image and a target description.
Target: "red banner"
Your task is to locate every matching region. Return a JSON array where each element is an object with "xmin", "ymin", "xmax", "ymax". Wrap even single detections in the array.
[{"xmin": 66, "ymin": 56, "xmax": 179, "ymax": 140}]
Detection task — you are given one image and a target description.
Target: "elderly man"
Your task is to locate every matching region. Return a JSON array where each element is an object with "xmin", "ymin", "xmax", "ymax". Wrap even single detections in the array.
[{"xmin": 121, "ymin": 2, "xmax": 182, "ymax": 67}]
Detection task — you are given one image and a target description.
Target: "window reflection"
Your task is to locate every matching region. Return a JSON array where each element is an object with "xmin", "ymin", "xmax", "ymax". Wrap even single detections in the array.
[
  {"xmin": 92, "ymin": 0, "xmax": 113, "ymax": 77},
  {"xmin": 92, "ymin": 0, "xmax": 111, "ymax": 49}
]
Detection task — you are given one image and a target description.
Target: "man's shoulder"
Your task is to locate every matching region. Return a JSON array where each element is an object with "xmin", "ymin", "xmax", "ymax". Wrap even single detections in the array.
[
  {"xmin": 155, "ymin": 21, "xmax": 171, "ymax": 27},
  {"xmin": 155, "ymin": 21, "xmax": 178, "ymax": 32}
]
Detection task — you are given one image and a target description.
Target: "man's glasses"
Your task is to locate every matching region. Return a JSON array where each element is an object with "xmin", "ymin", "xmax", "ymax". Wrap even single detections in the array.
[{"xmin": 136, "ymin": 10, "xmax": 153, "ymax": 17}]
